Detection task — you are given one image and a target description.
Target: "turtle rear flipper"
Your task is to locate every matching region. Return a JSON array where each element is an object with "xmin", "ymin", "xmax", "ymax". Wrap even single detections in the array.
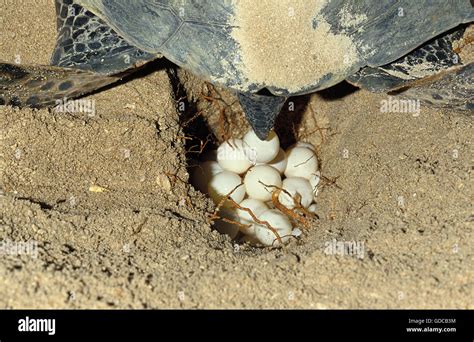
[
  {"xmin": 394, "ymin": 63, "xmax": 473, "ymax": 111},
  {"xmin": 347, "ymin": 25, "xmax": 473, "ymax": 109},
  {"xmin": 0, "ymin": 62, "xmax": 117, "ymax": 108},
  {"xmin": 52, "ymin": 0, "xmax": 157, "ymax": 75},
  {"xmin": 0, "ymin": 0, "xmax": 160, "ymax": 109}
]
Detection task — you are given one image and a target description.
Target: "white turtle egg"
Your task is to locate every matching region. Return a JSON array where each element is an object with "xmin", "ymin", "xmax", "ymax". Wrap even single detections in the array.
[
  {"xmin": 236, "ymin": 199, "xmax": 268, "ymax": 236},
  {"xmin": 208, "ymin": 171, "xmax": 245, "ymax": 205},
  {"xmin": 243, "ymin": 130, "xmax": 280, "ymax": 164},
  {"xmin": 217, "ymin": 139, "xmax": 253, "ymax": 174},
  {"xmin": 265, "ymin": 148, "xmax": 287, "ymax": 174},
  {"xmin": 294, "ymin": 141, "xmax": 316, "ymax": 151},
  {"xmin": 191, "ymin": 161, "xmax": 223, "ymax": 194},
  {"xmin": 244, "ymin": 165, "xmax": 282, "ymax": 202},
  {"xmin": 308, "ymin": 204, "xmax": 317, "ymax": 213},
  {"xmin": 213, "ymin": 208, "xmax": 240, "ymax": 239},
  {"xmin": 278, "ymin": 177, "xmax": 313, "ymax": 209},
  {"xmin": 284, "ymin": 147, "xmax": 318, "ymax": 180},
  {"xmin": 254, "ymin": 209, "xmax": 293, "ymax": 247}
]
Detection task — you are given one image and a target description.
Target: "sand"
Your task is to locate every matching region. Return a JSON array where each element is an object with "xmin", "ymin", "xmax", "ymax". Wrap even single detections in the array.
[
  {"xmin": 0, "ymin": 1, "xmax": 472, "ymax": 309},
  {"xmin": 232, "ymin": 0, "xmax": 359, "ymax": 92}
]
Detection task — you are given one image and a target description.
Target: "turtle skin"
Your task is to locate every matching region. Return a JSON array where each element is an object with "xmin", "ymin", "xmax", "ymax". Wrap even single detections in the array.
[{"xmin": 0, "ymin": 0, "xmax": 473, "ymax": 139}]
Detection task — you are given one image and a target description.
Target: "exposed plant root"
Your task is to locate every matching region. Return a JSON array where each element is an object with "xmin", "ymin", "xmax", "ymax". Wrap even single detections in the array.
[
  {"xmin": 164, "ymin": 172, "xmax": 188, "ymax": 186},
  {"xmin": 180, "ymin": 133, "xmax": 214, "ymax": 156},
  {"xmin": 271, "ymin": 189, "xmax": 313, "ymax": 229},
  {"xmin": 319, "ymin": 174, "xmax": 342, "ymax": 190},
  {"xmin": 208, "ymin": 183, "xmax": 283, "ymax": 244},
  {"xmin": 199, "ymin": 82, "xmax": 239, "ymax": 142},
  {"xmin": 220, "ymin": 217, "xmax": 251, "ymax": 230},
  {"xmin": 256, "ymin": 181, "xmax": 315, "ymax": 229}
]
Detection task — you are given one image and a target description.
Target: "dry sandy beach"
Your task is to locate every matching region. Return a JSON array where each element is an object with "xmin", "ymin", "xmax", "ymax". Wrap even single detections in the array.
[{"xmin": 0, "ymin": 1, "xmax": 472, "ymax": 308}]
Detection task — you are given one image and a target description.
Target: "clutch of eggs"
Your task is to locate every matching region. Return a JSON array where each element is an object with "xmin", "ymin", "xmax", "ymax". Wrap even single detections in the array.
[{"xmin": 191, "ymin": 129, "xmax": 320, "ymax": 247}]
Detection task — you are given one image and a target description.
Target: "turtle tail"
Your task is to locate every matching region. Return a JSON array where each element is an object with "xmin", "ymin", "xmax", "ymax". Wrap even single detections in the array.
[{"xmin": 0, "ymin": 61, "xmax": 118, "ymax": 108}]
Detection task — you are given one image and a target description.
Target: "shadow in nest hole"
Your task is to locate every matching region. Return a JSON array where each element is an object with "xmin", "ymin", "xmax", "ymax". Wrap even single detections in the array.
[
  {"xmin": 275, "ymin": 81, "xmax": 359, "ymax": 147},
  {"xmin": 274, "ymin": 95, "xmax": 310, "ymax": 148},
  {"xmin": 318, "ymin": 80, "xmax": 359, "ymax": 101},
  {"xmin": 166, "ymin": 67, "xmax": 219, "ymax": 168}
]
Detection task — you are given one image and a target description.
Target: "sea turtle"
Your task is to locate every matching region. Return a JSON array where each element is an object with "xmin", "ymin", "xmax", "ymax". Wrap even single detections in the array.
[{"xmin": 1, "ymin": 0, "xmax": 473, "ymax": 139}]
